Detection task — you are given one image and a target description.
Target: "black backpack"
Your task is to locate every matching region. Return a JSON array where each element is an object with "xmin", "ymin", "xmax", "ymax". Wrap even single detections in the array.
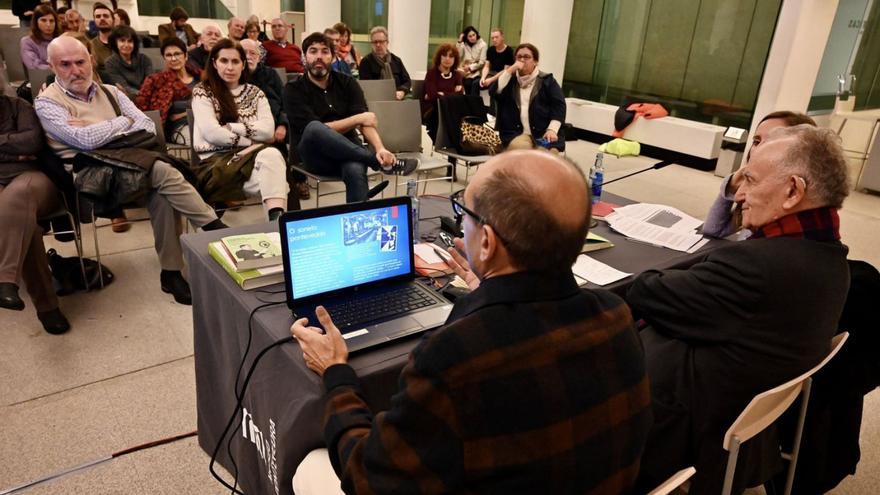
[{"xmin": 47, "ymin": 249, "xmax": 115, "ymax": 295}]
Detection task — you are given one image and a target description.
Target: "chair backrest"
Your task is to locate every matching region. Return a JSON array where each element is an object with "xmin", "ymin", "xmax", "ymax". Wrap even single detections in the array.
[
  {"xmin": 186, "ymin": 109, "xmax": 198, "ymax": 168},
  {"xmin": 648, "ymin": 466, "xmax": 696, "ymax": 495},
  {"xmin": 28, "ymin": 68, "xmax": 52, "ymax": 98},
  {"xmin": 369, "ymin": 99, "xmax": 422, "ymax": 153},
  {"xmin": 273, "ymin": 66, "xmax": 286, "ymax": 85},
  {"xmin": 143, "ymin": 110, "xmax": 168, "ymax": 151},
  {"xmin": 723, "ymin": 332, "xmax": 850, "ymax": 450},
  {"xmin": 141, "ymin": 47, "xmax": 164, "ymax": 74},
  {"xmin": 358, "ymin": 78, "xmax": 396, "ymax": 104},
  {"xmin": 411, "ymin": 79, "xmax": 425, "ymax": 102},
  {"xmin": 287, "ymin": 72, "xmax": 302, "ymax": 83},
  {"xmin": 0, "ymin": 27, "xmax": 28, "ymax": 83}
]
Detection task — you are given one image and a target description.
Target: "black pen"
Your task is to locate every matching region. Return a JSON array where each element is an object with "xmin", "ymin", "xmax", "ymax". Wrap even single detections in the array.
[{"xmin": 431, "ymin": 245, "xmax": 453, "ymax": 262}]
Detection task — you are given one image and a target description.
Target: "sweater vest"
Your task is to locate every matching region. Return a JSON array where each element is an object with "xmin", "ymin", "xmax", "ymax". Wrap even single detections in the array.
[{"xmin": 39, "ymin": 82, "xmax": 120, "ymax": 159}]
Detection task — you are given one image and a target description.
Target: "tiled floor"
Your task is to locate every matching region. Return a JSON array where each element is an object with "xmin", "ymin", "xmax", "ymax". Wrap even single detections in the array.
[{"xmin": 1, "ymin": 138, "xmax": 878, "ymax": 494}]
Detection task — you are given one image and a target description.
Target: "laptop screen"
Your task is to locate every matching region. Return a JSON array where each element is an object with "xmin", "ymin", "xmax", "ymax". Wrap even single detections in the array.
[{"xmin": 282, "ymin": 199, "xmax": 413, "ymax": 302}]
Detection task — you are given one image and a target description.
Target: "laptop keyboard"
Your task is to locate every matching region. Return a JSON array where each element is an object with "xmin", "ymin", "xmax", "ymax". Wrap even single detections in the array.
[{"xmin": 324, "ymin": 285, "xmax": 436, "ymax": 329}]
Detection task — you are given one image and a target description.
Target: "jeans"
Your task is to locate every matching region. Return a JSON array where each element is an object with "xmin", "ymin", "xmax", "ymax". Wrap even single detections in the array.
[{"xmin": 297, "ymin": 121, "xmax": 379, "ymax": 203}]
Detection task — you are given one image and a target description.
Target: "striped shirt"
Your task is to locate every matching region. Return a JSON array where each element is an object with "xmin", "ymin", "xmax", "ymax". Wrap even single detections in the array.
[{"xmin": 321, "ymin": 271, "xmax": 652, "ymax": 494}]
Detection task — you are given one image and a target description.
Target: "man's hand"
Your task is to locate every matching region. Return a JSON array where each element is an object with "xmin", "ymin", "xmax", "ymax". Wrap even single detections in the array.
[
  {"xmin": 395, "ymin": 90, "xmax": 405, "ymax": 101},
  {"xmin": 543, "ymin": 129, "xmax": 558, "ymax": 143},
  {"xmin": 358, "ymin": 112, "xmax": 378, "ymax": 128},
  {"xmin": 479, "ymin": 78, "xmax": 489, "ymax": 88},
  {"xmin": 274, "ymin": 125, "xmax": 287, "ymax": 143},
  {"xmin": 447, "ymin": 237, "xmax": 480, "ymax": 290},
  {"xmin": 17, "ymin": 155, "xmax": 37, "ymax": 161},
  {"xmin": 290, "ymin": 306, "xmax": 349, "ymax": 376},
  {"xmin": 375, "ymin": 148, "xmax": 395, "ymax": 167}
]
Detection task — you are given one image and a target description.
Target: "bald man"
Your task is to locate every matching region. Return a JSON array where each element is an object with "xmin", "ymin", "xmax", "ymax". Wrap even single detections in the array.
[
  {"xmin": 227, "ymin": 16, "xmax": 245, "ymax": 42},
  {"xmin": 34, "ymin": 36, "xmax": 226, "ymax": 305},
  {"xmin": 188, "ymin": 23, "xmax": 222, "ymax": 72},
  {"xmin": 290, "ymin": 150, "xmax": 652, "ymax": 494}
]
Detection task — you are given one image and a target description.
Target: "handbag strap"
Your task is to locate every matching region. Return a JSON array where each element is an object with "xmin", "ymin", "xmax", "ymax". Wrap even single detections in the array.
[{"xmin": 98, "ymin": 84, "xmax": 123, "ymax": 117}]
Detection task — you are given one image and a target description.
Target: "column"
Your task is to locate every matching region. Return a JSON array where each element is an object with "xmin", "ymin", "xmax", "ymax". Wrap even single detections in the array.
[
  {"xmin": 520, "ymin": 0, "xmax": 575, "ymax": 81},
  {"xmin": 388, "ymin": 0, "xmax": 431, "ymax": 79},
  {"xmin": 304, "ymin": 0, "xmax": 341, "ymax": 36}
]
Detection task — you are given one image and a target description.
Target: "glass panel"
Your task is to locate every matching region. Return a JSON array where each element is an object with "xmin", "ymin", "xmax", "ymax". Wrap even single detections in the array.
[
  {"xmin": 428, "ymin": 0, "xmax": 523, "ymax": 70},
  {"xmin": 563, "ymin": 0, "xmax": 781, "ymax": 129},
  {"xmin": 281, "ymin": 0, "xmax": 305, "ymax": 12},
  {"xmin": 341, "ymin": 0, "xmax": 389, "ymax": 37},
  {"xmin": 137, "ymin": 0, "xmax": 232, "ymax": 19},
  {"xmin": 852, "ymin": 1, "xmax": 880, "ymax": 110},
  {"xmin": 0, "ymin": 0, "xmax": 12, "ymax": 11},
  {"xmin": 809, "ymin": 0, "xmax": 872, "ymax": 113}
]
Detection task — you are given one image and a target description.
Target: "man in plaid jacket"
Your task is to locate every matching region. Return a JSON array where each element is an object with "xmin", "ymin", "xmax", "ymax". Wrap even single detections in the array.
[{"xmin": 291, "ymin": 150, "xmax": 652, "ymax": 494}]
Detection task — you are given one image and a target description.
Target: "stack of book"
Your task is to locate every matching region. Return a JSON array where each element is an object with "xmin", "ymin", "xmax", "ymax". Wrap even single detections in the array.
[{"xmin": 208, "ymin": 233, "xmax": 284, "ymax": 290}]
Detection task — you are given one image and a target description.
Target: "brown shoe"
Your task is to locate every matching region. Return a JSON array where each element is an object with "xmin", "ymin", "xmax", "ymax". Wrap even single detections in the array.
[
  {"xmin": 111, "ymin": 216, "xmax": 131, "ymax": 233},
  {"xmin": 296, "ymin": 181, "xmax": 311, "ymax": 200}
]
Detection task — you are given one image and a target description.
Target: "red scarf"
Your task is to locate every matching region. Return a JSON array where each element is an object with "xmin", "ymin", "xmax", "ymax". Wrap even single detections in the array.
[{"xmin": 750, "ymin": 207, "xmax": 841, "ymax": 242}]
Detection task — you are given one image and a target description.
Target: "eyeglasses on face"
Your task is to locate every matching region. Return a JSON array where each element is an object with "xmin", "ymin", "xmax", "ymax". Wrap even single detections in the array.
[
  {"xmin": 371, "ymin": 38, "xmax": 388, "ymax": 45},
  {"xmin": 450, "ymin": 190, "xmax": 507, "ymax": 243},
  {"xmin": 164, "ymin": 51, "xmax": 185, "ymax": 59}
]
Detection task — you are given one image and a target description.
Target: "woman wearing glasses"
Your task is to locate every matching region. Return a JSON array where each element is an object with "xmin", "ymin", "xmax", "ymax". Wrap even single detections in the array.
[
  {"xmin": 492, "ymin": 43, "xmax": 566, "ymax": 152},
  {"xmin": 136, "ymin": 37, "xmax": 200, "ymax": 145}
]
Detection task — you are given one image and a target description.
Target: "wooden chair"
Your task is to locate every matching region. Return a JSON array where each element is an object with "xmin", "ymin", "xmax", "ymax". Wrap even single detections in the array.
[
  {"xmin": 648, "ymin": 466, "xmax": 696, "ymax": 495},
  {"xmin": 721, "ymin": 332, "xmax": 850, "ymax": 495}
]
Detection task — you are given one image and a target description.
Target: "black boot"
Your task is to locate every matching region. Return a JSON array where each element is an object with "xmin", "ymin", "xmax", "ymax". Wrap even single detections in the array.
[
  {"xmin": 37, "ymin": 308, "xmax": 71, "ymax": 335},
  {"xmin": 160, "ymin": 270, "xmax": 192, "ymax": 305},
  {"xmin": 202, "ymin": 218, "xmax": 229, "ymax": 232},
  {"xmin": 0, "ymin": 283, "xmax": 25, "ymax": 311}
]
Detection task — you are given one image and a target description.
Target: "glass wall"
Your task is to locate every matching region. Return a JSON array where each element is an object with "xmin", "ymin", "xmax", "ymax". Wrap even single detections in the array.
[
  {"xmin": 563, "ymin": 0, "xmax": 781, "ymax": 129},
  {"xmin": 137, "ymin": 0, "xmax": 232, "ymax": 19},
  {"xmin": 809, "ymin": 0, "xmax": 872, "ymax": 113},
  {"xmin": 341, "ymin": 0, "xmax": 389, "ymax": 57},
  {"xmin": 850, "ymin": 1, "xmax": 880, "ymax": 110},
  {"xmin": 428, "ymin": 0, "xmax": 523, "ymax": 70},
  {"xmin": 281, "ymin": 0, "xmax": 305, "ymax": 12}
]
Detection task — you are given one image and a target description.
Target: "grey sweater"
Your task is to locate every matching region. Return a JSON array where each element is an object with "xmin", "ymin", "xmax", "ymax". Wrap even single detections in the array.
[{"xmin": 104, "ymin": 53, "xmax": 153, "ymax": 98}]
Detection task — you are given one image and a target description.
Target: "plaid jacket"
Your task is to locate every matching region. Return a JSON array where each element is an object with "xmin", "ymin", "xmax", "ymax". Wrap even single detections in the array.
[{"xmin": 322, "ymin": 271, "xmax": 652, "ymax": 494}]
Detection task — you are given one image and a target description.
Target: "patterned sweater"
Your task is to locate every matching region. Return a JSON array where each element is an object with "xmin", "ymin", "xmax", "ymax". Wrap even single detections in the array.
[
  {"xmin": 321, "ymin": 271, "xmax": 653, "ymax": 494},
  {"xmin": 190, "ymin": 83, "xmax": 274, "ymax": 159}
]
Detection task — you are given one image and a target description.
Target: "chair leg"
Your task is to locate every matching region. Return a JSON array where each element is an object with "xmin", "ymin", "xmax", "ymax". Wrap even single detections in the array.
[
  {"xmin": 722, "ymin": 437, "xmax": 741, "ymax": 495},
  {"xmin": 65, "ymin": 210, "xmax": 88, "ymax": 289},
  {"xmin": 784, "ymin": 378, "xmax": 812, "ymax": 495},
  {"xmin": 88, "ymin": 204, "xmax": 104, "ymax": 290},
  {"xmin": 315, "ymin": 180, "xmax": 321, "ymax": 207}
]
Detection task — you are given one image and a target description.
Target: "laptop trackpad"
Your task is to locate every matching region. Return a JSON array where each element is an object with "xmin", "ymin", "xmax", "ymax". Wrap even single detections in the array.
[
  {"xmin": 372, "ymin": 317, "xmax": 421, "ymax": 340},
  {"xmin": 411, "ymin": 304, "xmax": 453, "ymax": 328}
]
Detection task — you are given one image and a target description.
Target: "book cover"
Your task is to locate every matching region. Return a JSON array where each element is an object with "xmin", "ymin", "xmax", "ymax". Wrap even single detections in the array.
[
  {"xmin": 208, "ymin": 242, "xmax": 284, "ymax": 290},
  {"xmin": 581, "ymin": 232, "xmax": 615, "ymax": 253},
  {"xmin": 220, "ymin": 232, "xmax": 283, "ymax": 272}
]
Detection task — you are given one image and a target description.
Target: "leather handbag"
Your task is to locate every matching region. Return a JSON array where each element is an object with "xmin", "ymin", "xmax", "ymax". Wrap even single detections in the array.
[{"xmin": 460, "ymin": 116, "xmax": 501, "ymax": 155}]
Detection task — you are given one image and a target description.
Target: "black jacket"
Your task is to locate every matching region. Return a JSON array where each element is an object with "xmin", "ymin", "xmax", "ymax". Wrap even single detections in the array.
[
  {"xmin": 492, "ymin": 72, "xmax": 566, "ymax": 151},
  {"xmin": 248, "ymin": 63, "xmax": 286, "ymax": 128},
  {"xmin": 358, "ymin": 52, "xmax": 411, "ymax": 93}
]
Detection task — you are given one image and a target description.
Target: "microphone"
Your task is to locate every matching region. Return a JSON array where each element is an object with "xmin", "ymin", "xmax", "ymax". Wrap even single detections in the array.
[
  {"xmin": 365, "ymin": 180, "xmax": 389, "ymax": 200},
  {"xmin": 599, "ymin": 160, "xmax": 673, "ymax": 186}
]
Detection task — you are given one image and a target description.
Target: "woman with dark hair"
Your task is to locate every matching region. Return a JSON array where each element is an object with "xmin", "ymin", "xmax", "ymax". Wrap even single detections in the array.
[
  {"xmin": 333, "ymin": 22, "xmax": 360, "ymax": 72},
  {"xmin": 104, "ymin": 25, "xmax": 152, "ymax": 98},
  {"xmin": 493, "ymin": 43, "xmax": 566, "ymax": 152},
  {"xmin": 422, "ymin": 43, "xmax": 463, "ymax": 142},
  {"xmin": 702, "ymin": 111, "xmax": 818, "ymax": 239},
  {"xmin": 137, "ymin": 37, "xmax": 200, "ymax": 145},
  {"xmin": 191, "ymin": 39, "xmax": 288, "ymax": 220},
  {"xmin": 113, "ymin": 7, "xmax": 130, "ymax": 26},
  {"xmin": 457, "ymin": 25, "xmax": 486, "ymax": 96},
  {"xmin": 20, "ymin": 4, "xmax": 60, "ymax": 70}
]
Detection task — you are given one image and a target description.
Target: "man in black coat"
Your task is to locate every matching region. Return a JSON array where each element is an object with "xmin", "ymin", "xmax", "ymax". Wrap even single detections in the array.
[
  {"xmin": 358, "ymin": 26, "xmax": 411, "ymax": 100},
  {"xmin": 628, "ymin": 125, "xmax": 853, "ymax": 494}
]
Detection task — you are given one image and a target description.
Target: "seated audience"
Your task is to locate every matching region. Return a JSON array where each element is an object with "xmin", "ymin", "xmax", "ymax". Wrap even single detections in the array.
[
  {"xmin": 88, "ymin": 3, "xmax": 115, "ymax": 70},
  {"xmin": 188, "ymin": 24, "xmax": 222, "ymax": 73},
  {"xmin": 35, "ymin": 36, "xmax": 226, "ymax": 305},
  {"xmin": 456, "ymin": 25, "xmax": 486, "ymax": 96},
  {"xmin": 21, "ymin": 4, "xmax": 60, "ymax": 71},
  {"xmin": 137, "ymin": 37, "xmax": 200, "ymax": 145},
  {"xmin": 493, "ymin": 43, "xmax": 566, "ymax": 152},
  {"xmin": 104, "ymin": 25, "xmax": 152, "ymax": 99},
  {"xmin": 480, "ymin": 28, "xmax": 514, "ymax": 89},
  {"xmin": 284, "ymin": 32, "xmax": 418, "ymax": 203},
  {"xmin": 358, "ymin": 26, "xmax": 411, "ymax": 100},
  {"xmin": 191, "ymin": 39, "xmax": 288, "ymax": 221},
  {"xmin": 0, "ymin": 94, "xmax": 71, "ymax": 334},
  {"xmin": 703, "ymin": 111, "xmax": 817, "ymax": 239},
  {"xmin": 263, "ymin": 18, "xmax": 304, "ymax": 73},
  {"xmin": 57, "ymin": 6, "xmax": 69, "ymax": 31},
  {"xmin": 244, "ymin": 19, "xmax": 262, "ymax": 42},
  {"xmin": 629, "ymin": 125, "xmax": 852, "ymax": 494},
  {"xmin": 158, "ymin": 6, "xmax": 199, "ymax": 50},
  {"xmin": 227, "ymin": 16, "xmax": 245, "ymax": 42},
  {"xmin": 112, "ymin": 7, "xmax": 130, "ymax": 27},
  {"xmin": 332, "ymin": 22, "xmax": 359, "ymax": 73},
  {"xmin": 63, "ymin": 9, "xmax": 84, "ymax": 34},
  {"xmin": 290, "ymin": 149, "xmax": 652, "ymax": 494},
  {"xmin": 422, "ymin": 43, "xmax": 463, "ymax": 142},
  {"xmin": 247, "ymin": 15, "xmax": 269, "ymax": 41},
  {"xmin": 323, "ymin": 28, "xmax": 351, "ymax": 76}
]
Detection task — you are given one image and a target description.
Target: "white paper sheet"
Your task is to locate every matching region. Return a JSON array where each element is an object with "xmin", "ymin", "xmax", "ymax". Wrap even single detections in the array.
[
  {"xmin": 605, "ymin": 203, "xmax": 706, "ymax": 253},
  {"xmin": 572, "ymin": 255, "xmax": 632, "ymax": 286},
  {"xmin": 414, "ymin": 243, "xmax": 445, "ymax": 264}
]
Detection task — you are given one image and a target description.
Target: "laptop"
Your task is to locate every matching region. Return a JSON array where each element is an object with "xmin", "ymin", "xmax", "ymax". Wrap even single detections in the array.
[{"xmin": 278, "ymin": 196, "xmax": 453, "ymax": 353}]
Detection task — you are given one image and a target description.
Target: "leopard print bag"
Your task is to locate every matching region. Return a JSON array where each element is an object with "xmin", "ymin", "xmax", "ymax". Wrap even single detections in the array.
[{"xmin": 460, "ymin": 116, "xmax": 501, "ymax": 155}]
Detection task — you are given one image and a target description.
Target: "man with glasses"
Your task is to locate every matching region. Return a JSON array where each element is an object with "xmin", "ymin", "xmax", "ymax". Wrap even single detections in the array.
[
  {"xmin": 358, "ymin": 26, "xmax": 411, "ymax": 100},
  {"xmin": 283, "ymin": 32, "xmax": 418, "ymax": 204},
  {"xmin": 289, "ymin": 150, "xmax": 651, "ymax": 494},
  {"xmin": 262, "ymin": 18, "xmax": 304, "ymax": 73}
]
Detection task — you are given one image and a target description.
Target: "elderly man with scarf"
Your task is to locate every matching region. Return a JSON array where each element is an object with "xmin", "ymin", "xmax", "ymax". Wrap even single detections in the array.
[
  {"xmin": 628, "ymin": 124, "xmax": 852, "ymax": 494},
  {"xmin": 358, "ymin": 26, "xmax": 411, "ymax": 101}
]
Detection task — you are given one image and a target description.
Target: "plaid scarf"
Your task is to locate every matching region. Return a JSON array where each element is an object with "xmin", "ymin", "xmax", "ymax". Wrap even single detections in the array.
[{"xmin": 750, "ymin": 207, "xmax": 841, "ymax": 242}]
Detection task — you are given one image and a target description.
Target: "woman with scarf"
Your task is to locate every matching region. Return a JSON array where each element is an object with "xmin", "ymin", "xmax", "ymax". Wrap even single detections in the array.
[
  {"xmin": 332, "ymin": 22, "xmax": 360, "ymax": 73},
  {"xmin": 456, "ymin": 25, "xmax": 486, "ymax": 96},
  {"xmin": 492, "ymin": 43, "xmax": 566, "ymax": 152},
  {"xmin": 136, "ymin": 37, "xmax": 200, "ymax": 145}
]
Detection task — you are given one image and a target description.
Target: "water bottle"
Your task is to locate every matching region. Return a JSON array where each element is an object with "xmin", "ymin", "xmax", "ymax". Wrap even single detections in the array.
[
  {"xmin": 406, "ymin": 179, "xmax": 420, "ymax": 243},
  {"xmin": 589, "ymin": 152, "xmax": 604, "ymax": 205}
]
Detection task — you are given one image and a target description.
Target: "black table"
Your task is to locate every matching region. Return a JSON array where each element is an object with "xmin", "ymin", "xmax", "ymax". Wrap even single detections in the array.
[{"xmin": 183, "ymin": 193, "xmax": 722, "ymax": 495}]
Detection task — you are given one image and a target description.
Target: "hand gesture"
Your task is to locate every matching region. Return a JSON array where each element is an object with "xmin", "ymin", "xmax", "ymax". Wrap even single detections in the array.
[
  {"xmin": 395, "ymin": 90, "xmax": 406, "ymax": 100},
  {"xmin": 447, "ymin": 237, "xmax": 480, "ymax": 290},
  {"xmin": 543, "ymin": 129, "xmax": 558, "ymax": 143},
  {"xmin": 290, "ymin": 306, "xmax": 349, "ymax": 376},
  {"xmin": 728, "ymin": 169, "xmax": 744, "ymax": 196},
  {"xmin": 274, "ymin": 125, "xmax": 287, "ymax": 143},
  {"xmin": 508, "ymin": 61, "xmax": 524, "ymax": 74}
]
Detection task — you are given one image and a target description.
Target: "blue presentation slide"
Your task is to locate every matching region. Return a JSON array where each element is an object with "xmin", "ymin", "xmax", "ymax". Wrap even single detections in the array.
[{"xmin": 285, "ymin": 205, "xmax": 411, "ymax": 299}]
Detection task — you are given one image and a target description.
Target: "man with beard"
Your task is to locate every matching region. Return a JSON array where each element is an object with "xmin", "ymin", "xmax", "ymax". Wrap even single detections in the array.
[
  {"xmin": 88, "ymin": 3, "xmax": 114, "ymax": 70},
  {"xmin": 283, "ymin": 32, "xmax": 418, "ymax": 203},
  {"xmin": 187, "ymin": 23, "xmax": 221, "ymax": 73}
]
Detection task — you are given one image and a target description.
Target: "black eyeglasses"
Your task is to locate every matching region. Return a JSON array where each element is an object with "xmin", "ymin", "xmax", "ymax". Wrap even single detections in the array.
[{"xmin": 450, "ymin": 190, "xmax": 506, "ymax": 243}]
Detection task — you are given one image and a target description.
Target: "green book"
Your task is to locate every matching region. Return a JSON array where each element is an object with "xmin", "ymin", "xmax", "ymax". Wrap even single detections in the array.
[
  {"xmin": 581, "ymin": 232, "xmax": 615, "ymax": 253},
  {"xmin": 208, "ymin": 241, "xmax": 284, "ymax": 290},
  {"xmin": 220, "ymin": 232, "xmax": 283, "ymax": 271}
]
